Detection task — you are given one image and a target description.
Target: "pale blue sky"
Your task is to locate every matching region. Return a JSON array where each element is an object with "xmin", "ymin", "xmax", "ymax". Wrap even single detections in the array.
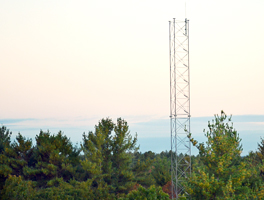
[
  {"xmin": 1, "ymin": 1, "xmax": 264, "ymax": 136},
  {"xmin": 3, "ymin": 115, "xmax": 264, "ymax": 155}
]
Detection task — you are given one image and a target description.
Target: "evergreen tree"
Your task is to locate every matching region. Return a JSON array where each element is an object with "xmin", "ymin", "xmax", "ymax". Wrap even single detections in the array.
[
  {"xmin": 185, "ymin": 111, "xmax": 251, "ymax": 199},
  {"xmin": 1, "ymin": 175, "xmax": 36, "ymax": 200},
  {"xmin": 257, "ymin": 137, "xmax": 264, "ymax": 163},
  {"xmin": 129, "ymin": 151, "xmax": 156, "ymax": 188},
  {"xmin": 25, "ymin": 130, "xmax": 80, "ymax": 187},
  {"xmin": 0, "ymin": 131, "xmax": 33, "ymax": 191},
  {"xmin": 0, "ymin": 126, "xmax": 13, "ymax": 190},
  {"xmin": 152, "ymin": 157, "xmax": 170, "ymax": 187},
  {"xmin": 81, "ymin": 118, "xmax": 115, "ymax": 199},
  {"xmin": 242, "ymin": 138, "xmax": 264, "ymax": 198},
  {"xmin": 119, "ymin": 185, "xmax": 170, "ymax": 200},
  {"xmin": 132, "ymin": 155, "xmax": 155, "ymax": 188},
  {"xmin": 0, "ymin": 126, "xmax": 11, "ymax": 154},
  {"xmin": 111, "ymin": 118, "xmax": 138, "ymax": 194},
  {"xmin": 82, "ymin": 118, "xmax": 139, "ymax": 197}
]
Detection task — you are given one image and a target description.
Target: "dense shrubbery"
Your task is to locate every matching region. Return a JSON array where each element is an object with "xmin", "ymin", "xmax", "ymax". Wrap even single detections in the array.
[{"xmin": 1, "ymin": 112, "xmax": 264, "ymax": 199}]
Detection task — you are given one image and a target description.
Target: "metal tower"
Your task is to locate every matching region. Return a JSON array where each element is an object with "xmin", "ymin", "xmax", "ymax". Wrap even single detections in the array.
[{"xmin": 169, "ymin": 18, "xmax": 191, "ymax": 199}]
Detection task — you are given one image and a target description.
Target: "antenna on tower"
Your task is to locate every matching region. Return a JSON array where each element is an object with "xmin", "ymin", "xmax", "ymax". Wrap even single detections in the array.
[{"xmin": 185, "ymin": 1, "xmax": 187, "ymax": 18}]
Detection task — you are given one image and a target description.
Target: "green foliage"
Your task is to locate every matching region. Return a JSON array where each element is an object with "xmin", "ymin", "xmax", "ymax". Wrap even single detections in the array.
[
  {"xmin": 257, "ymin": 137, "xmax": 264, "ymax": 164},
  {"xmin": 185, "ymin": 111, "xmax": 252, "ymax": 199},
  {"xmin": 242, "ymin": 140, "xmax": 264, "ymax": 199},
  {"xmin": 0, "ymin": 131, "xmax": 33, "ymax": 191},
  {"xmin": 111, "ymin": 118, "xmax": 138, "ymax": 193},
  {"xmin": 1, "ymin": 175, "xmax": 36, "ymax": 200},
  {"xmin": 28, "ymin": 130, "xmax": 80, "ymax": 187},
  {"xmin": 0, "ymin": 126, "xmax": 11, "ymax": 154},
  {"xmin": 119, "ymin": 185, "xmax": 170, "ymax": 200},
  {"xmin": 132, "ymin": 156, "xmax": 155, "ymax": 188},
  {"xmin": 152, "ymin": 157, "xmax": 170, "ymax": 187},
  {"xmin": 0, "ymin": 126, "xmax": 13, "ymax": 189},
  {"xmin": 34, "ymin": 178, "xmax": 95, "ymax": 200},
  {"xmin": 82, "ymin": 118, "xmax": 140, "ymax": 196},
  {"xmin": 2, "ymin": 114, "xmax": 264, "ymax": 199},
  {"xmin": 0, "ymin": 118, "xmax": 158, "ymax": 199}
]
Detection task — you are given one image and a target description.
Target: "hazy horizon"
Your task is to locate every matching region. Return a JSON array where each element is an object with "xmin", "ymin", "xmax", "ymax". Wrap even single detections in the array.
[{"xmin": 1, "ymin": 114, "xmax": 263, "ymax": 156}]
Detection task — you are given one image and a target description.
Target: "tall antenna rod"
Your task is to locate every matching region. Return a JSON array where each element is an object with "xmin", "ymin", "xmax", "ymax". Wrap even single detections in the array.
[
  {"xmin": 169, "ymin": 18, "xmax": 191, "ymax": 199},
  {"xmin": 185, "ymin": 1, "xmax": 187, "ymax": 18}
]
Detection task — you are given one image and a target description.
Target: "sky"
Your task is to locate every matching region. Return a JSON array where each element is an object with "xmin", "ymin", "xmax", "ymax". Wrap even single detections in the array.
[
  {"xmin": 2, "ymin": 115, "xmax": 264, "ymax": 155},
  {"xmin": 1, "ymin": 1, "xmax": 264, "ymax": 154}
]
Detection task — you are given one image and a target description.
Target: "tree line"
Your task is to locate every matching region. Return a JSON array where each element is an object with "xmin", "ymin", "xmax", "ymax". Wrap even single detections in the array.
[
  {"xmin": 0, "ymin": 112, "xmax": 264, "ymax": 199},
  {"xmin": 0, "ymin": 118, "xmax": 170, "ymax": 199}
]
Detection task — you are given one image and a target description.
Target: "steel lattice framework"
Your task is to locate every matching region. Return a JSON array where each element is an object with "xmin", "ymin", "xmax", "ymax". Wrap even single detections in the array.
[{"xmin": 169, "ymin": 18, "xmax": 191, "ymax": 199}]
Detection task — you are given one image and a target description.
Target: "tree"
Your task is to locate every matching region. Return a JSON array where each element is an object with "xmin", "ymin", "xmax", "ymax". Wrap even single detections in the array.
[
  {"xmin": 132, "ymin": 156, "xmax": 155, "ymax": 188},
  {"xmin": 0, "ymin": 130, "xmax": 33, "ymax": 191},
  {"xmin": 152, "ymin": 157, "xmax": 170, "ymax": 187},
  {"xmin": 0, "ymin": 175, "xmax": 36, "ymax": 200},
  {"xmin": 119, "ymin": 185, "xmax": 170, "ymax": 200},
  {"xmin": 0, "ymin": 126, "xmax": 13, "ymax": 190},
  {"xmin": 185, "ymin": 111, "xmax": 251, "ymax": 199},
  {"xmin": 81, "ymin": 118, "xmax": 140, "ymax": 197},
  {"xmin": 81, "ymin": 118, "xmax": 115, "ymax": 199},
  {"xmin": 25, "ymin": 130, "xmax": 80, "ymax": 187},
  {"xmin": 11, "ymin": 133, "xmax": 34, "ymax": 178},
  {"xmin": 111, "ymin": 118, "xmax": 138, "ymax": 194},
  {"xmin": 0, "ymin": 126, "xmax": 11, "ymax": 154},
  {"xmin": 256, "ymin": 137, "xmax": 264, "ymax": 164},
  {"xmin": 242, "ymin": 138, "xmax": 264, "ymax": 199},
  {"xmin": 34, "ymin": 178, "xmax": 94, "ymax": 200}
]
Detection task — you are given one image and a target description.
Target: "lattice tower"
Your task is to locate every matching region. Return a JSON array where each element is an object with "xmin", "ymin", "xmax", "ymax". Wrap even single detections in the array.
[{"xmin": 169, "ymin": 18, "xmax": 191, "ymax": 199}]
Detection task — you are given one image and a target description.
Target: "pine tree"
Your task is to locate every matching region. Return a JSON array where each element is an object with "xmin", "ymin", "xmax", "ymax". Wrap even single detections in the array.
[
  {"xmin": 0, "ymin": 126, "xmax": 12, "ymax": 154},
  {"xmin": 185, "ymin": 111, "xmax": 251, "ymax": 199},
  {"xmin": 1, "ymin": 175, "xmax": 36, "ymax": 200},
  {"xmin": 111, "ymin": 118, "xmax": 138, "ymax": 194},
  {"xmin": 26, "ymin": 130, "xmax": 80, "ymax": 187},
  {"xmin": 0, "ymin": 126, "xmax": 13, "ymax": 190},
  {"xmin": 82, "ymin": 118, "xmax": 139, "ymax": 197},
  {"xmin": 130, "ymin": 151, "xmax": 156, "ymax": 188},
  {"xmin": 81, "ymin": 118, "xmax": 115, "ymax": 199},
  {"xmin": 152, "ymin": 156, "xmax": 170, "ymax": 187},
  {"xmin": 0, "ymin": 130, "xmax": 33, "ymax": 191},
  {"xmin": 257, "ymin": 137, "xmax": 264, "ymax": 163},
  {"xmin": 119, "ymin": 185, "xmax": 170, "ymax": 200}
]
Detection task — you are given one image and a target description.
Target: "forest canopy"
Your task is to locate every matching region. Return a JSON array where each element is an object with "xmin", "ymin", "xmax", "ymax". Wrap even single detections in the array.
[{"xmin": 0, "ymin": 112, "xmax": 264, "ymax": 199}]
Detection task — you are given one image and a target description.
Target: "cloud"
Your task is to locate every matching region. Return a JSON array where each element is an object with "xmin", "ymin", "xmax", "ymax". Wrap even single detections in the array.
[{"xmin": 0, "ymin": 118, "xmax": 36, "ymax": 125}]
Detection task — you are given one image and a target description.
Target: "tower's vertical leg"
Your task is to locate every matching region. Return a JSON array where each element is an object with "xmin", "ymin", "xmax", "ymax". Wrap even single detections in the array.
[{"xmin": 169, "ymin": 18, "xmax": 191, "ymax": 199}]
